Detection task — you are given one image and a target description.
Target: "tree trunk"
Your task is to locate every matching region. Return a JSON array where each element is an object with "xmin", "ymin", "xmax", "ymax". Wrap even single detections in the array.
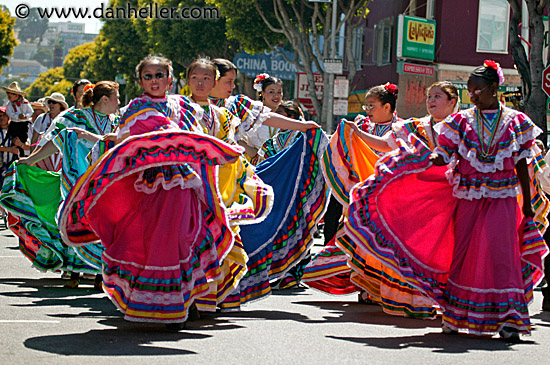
[
  {"xmin": 508, "ymin": 0, "xmax": 547, "ymax": 143},
  {"xmin": 525, "ymin": 1, "xmax": 547, "ymax": 143}
]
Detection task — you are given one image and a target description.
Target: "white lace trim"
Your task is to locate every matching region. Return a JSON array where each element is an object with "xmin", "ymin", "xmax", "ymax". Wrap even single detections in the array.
[
  {"xmin": 437, "ymin": 107, "xmax": 541, "ymax": 173},
  {"xmin": 445, "ymin": 168, "xmax": 521, "ymax": 200},
  {"xmin": 118, "ymin": 95, "xmax": 193, "ymax": 138},
  {"xmin": 235, "ymin": 106, "xmax": 271, "ymax": 144},
  {"xmin": 134, "ymin": 169, "xmax": 203, "ymax": 194}
]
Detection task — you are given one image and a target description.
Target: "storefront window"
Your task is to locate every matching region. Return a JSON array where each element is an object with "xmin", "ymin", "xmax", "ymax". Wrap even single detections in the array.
[{"xmin": 477, "ymin": 0, "xmax": 510, "ymax": 54}]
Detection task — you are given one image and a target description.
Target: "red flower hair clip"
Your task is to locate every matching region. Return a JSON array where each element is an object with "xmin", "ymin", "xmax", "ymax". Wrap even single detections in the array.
[
  {"xmin": 253, "ymin": 73, "xmax": 269, "ymax": 92},
  {"xmin": 483, "ymin": 60, "xmax": 504, "ymax": 85},
  {"xmin": 384, "ymin": 82, "xmax": 398, "ymax": 96}
]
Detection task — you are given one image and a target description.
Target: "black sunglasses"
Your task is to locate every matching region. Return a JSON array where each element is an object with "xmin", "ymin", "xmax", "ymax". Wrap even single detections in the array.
[
  {"xmin": 47, "ymin": 100, "xmax": 59, "ymax": 105},
  {"xmin": 142, "ymin": 72, "xmax": 167, "ymax": 81}
]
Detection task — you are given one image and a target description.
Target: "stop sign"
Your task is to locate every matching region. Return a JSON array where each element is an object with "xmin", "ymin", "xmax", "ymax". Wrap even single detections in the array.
[{"xmin": 543, "ymin": 66, "xmax": 550, "ymax": 97}]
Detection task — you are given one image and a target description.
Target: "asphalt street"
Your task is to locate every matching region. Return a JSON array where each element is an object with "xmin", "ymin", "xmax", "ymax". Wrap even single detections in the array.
[{"xmin": 1, "ymin": 226, "xmax": 550, "ymax": 364}]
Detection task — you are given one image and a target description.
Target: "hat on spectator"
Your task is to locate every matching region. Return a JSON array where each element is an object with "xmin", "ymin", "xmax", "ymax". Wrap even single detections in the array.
[
  {"xmin": 2, "ymin": 81, "xmax": 26, "ymax": 96},
  {"xmin": 44, "ymin": 92, "xmax": 68, "ymax": 109},
  {"xmin": 31, "ymin": 98, "xmax": 49, "ymax": 113}
]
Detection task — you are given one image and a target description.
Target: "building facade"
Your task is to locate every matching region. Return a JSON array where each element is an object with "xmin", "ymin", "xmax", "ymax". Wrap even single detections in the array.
[{"xmin": 347, "ymin": 0, "xmax": 523, "ymax": 119}]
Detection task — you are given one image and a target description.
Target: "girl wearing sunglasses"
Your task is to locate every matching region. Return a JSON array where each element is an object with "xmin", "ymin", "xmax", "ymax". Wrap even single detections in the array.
[{"xmin": 57, "ymin": 55, "xmax": 254, "ymax": 330}]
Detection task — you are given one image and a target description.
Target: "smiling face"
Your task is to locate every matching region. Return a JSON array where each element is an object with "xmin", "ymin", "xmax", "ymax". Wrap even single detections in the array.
[
  {"xmin": 47, "ymin": 100, "xmax": 62, "ymax": 117},
  {"xmin": 364, "ymin": 95, "xmax": 392, "ymax": 124},
  {"xmin": 262, "ymin": 83, "xmax": 283, "ymax": 110},
  {"xmin": 210, "ymin": 69, "xmax": 236, "ymax": 100},
  {"xmin": 188, "ymin": 64, "xmax": 217, "ymax": 102},
  {"xmin": 138, "ymin": 64, "xmax": 172, "ymax": 98},
  {"xmin": 426, "ymin": 87, "xmax": 457, "ymax": 122}
]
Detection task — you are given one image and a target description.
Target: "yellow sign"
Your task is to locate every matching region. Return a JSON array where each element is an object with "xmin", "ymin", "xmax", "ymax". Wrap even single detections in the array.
[{"xmin": 407, "ymin": 21, "xmax": 435, "ymax": 45}]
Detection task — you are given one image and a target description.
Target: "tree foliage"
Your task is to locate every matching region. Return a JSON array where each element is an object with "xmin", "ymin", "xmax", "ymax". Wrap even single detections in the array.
[
  {"xmin": 207, "ymin": 0, "xmax": 285, "ymax": 54},
  {"xmin": 63, "ymin": 42, "xmax": 96, "ymax": 82},
  {"xmin": 32, "ymin": 46, "xmax": 53, "ymax": 68},
  {"xmin": 84, "ymin": 0, "xmax": 237, "ymax": 99},
  {"xmin": 0, "ymin": 6, "xmax": 17, "ymax": 73},
  {"xmin": 210, "ymin": 0, "xmax": 371, "ymax": 128},
  {"xmin": 138, "ymin": 0, "xmax": 238, "ymax": 83},
  {"xmin": 14, "ymin": 7, "xmax": 49, "ymax": 43},
  {"xmin": 24, "ymin": 67, "xmax": 72, "ymax": 102}
]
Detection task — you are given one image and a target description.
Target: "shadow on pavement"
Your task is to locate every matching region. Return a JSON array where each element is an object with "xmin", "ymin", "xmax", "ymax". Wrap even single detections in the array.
[
  {"xmin": 532, "ymin": 310, "xmax": 550, "ymax": 323},
  {"xmin": 24, "ymin": 328, "xmax": 207, "ymax": 356},
  {"xmin": 294, "ymin": 300, "xmax": 442, "ymax": 328},
  {"xmin": 326, "ymin": 332, "xmax": 534, "ymax": 353},
  {"xmin": 215, "ymin": 309, "xmax": 311, "ymax": 322},
  {"xmin": 0, "ymin": 277, "xmax": 119, "ymax": 318}
]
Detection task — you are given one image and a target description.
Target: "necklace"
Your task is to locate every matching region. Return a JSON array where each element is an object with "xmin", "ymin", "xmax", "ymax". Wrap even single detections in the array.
[
  {"xmin": 373, "ymin": 114, "xmax": 395, "ymax": 137},
  {"xmin": 91, "ymin": 107, "xmax": 104, "ymax": 134},
  {"xmin": 475, "ymin": 104, "xmax": 502, "ymax": 157}
]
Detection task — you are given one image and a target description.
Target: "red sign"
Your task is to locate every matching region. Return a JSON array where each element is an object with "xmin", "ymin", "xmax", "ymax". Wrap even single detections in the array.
[
  {"xmin": 403, "ymin": 63, "xmax": 434, "ymax": 76},
  {"xmin": 296, "ymin": 72, "xmax": 323, "ymax": 116},
  {"xmin": 543, "ymin": 66, "xmax": 550, "ymax": 98}
]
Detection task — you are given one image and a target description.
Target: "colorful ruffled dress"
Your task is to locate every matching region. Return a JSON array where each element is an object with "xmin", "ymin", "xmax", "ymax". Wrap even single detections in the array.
[
  {"xmin": 183, "ymin": 97, "xmax": 275, "ymax": 312},
  {"xmin": 303, "ymin": 116, "xmax": 439, "ymax": 318},
  {"xmin": 59, "ymin": 93, "xmax": 251, "ymax": 323},
  {"xmin": 211, "ymin": 95, "xmax": 330, "ymax": 309},
  {"xmin": 346, "ymin": 105, "xmax": 548, "ymax": 334},
  {"xmin": 0, "ymin": 108, "xmax": 117, "ymax": 274}
]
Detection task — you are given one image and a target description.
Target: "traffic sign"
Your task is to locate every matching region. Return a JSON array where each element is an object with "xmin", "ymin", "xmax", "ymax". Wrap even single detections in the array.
[{"xmin": 543, "ymin": 65, "xmax": 550, "ymax": 97}]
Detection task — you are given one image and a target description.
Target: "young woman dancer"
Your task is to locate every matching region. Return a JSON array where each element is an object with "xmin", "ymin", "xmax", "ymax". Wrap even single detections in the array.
[
  {"xmin": 345, "ymin": 61, "xmax": 548, "ymax": 341},
  {"xmin": 189, "ymin": 58, "xmax": 328, "ymax": 310},
  {"xmin": 59, "ymin": 56, "xmax": 249, "ymax": 329},
  {"xmin": 1, "ymin": 82, "xmax": 119, "ymax": 289},
  {"xmin": 303, "ymin": 82, "xmax": 459, "ymax": 319}
]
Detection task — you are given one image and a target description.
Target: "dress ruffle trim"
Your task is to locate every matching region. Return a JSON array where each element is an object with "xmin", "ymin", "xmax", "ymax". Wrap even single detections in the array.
[{"xmin": 434, "ymin": 108, "xmax": 541, "ymax": 173}]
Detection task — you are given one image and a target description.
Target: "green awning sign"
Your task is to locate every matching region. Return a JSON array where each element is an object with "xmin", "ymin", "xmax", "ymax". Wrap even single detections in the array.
[{"xmin": 396, "ymin": 14, "xmax": 436, "ymax": 62}]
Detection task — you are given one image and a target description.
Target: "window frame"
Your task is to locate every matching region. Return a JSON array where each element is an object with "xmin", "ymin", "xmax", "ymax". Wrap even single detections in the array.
[{"xmin": 476, "ymin": 0, "xmax": 510, "ymax": 54}]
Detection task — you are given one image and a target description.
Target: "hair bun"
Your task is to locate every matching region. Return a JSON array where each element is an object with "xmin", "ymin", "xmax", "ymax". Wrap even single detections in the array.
[
  {"xmin": 483, "ymin": 60, "xmax": 504, "ymax": 85},
  {"xmin": 384, "ymin": 82, "xmax": 398, "ymax": 96}
]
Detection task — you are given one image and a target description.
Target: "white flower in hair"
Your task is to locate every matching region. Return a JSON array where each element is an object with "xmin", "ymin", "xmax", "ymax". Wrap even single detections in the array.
[{"xmin": 253, "ymin": 73, "xmax": 270, "ymax": 93}]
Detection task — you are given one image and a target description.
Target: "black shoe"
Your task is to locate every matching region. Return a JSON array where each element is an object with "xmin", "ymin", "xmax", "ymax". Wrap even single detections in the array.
[
  {"xmin": 166, "ymin": 322, "xmax": 186, "ymax": 331},
  {"xmin": 188, "ymin": 303, "xmax": 201, "ymax": 321},
  {"xmin": 499, "ymin": 327, "xmax": 520, "ymax": 343}
]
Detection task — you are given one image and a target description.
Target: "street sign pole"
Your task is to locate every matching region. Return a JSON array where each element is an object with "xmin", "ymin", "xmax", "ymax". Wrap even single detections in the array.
[{"xmin": 326, "ymin": 0, "xmax": 337, "ymax": 133}]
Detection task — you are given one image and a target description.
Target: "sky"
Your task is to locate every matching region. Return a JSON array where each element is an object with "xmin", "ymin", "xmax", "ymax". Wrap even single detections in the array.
[{"xmin": 5, "ymin": 0, "xmax": 105, "ymax": 34}]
